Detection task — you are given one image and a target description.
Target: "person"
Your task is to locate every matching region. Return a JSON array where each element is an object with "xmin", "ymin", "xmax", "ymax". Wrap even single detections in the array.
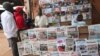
[
  {"xmin": 71, "ymin": 11, "xmax": 86, "ymax": 27},
  {"xmin": 1, "ymin": 2, "xmax": 19, "ymax": 56},
  {"xmin": 14, "ymin": 7, "xmax": 26, "ymax": 30},
  {"xmin": 23, "ymin": 6, "xmax": 35, "ymax": 28},
  {"xmin": 35, "ymin": 7, "xmax": 48, "ymax": 28},
  {"xmin": 14, "ymin": 7, "xmax": 27, "ymax": 41}
]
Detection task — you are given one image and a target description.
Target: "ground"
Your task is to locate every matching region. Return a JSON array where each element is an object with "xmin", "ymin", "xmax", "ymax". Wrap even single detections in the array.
[{"xmin": 0, "ymin": 30, "xmax": 12, "ymax": 56}]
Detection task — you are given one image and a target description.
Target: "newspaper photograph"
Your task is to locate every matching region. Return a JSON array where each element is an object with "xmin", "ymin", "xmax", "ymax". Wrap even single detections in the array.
[
  {"xmin": 75, "ymin": 39, "xmax": 88, "ymax": 55},
  {"xmin": 47, "ymin": 28, "xmax": 57, "ymax": 40},
  {"xmin": 65, "ymin": 38, "xmax": 75, "ymax": 51},
  {"xmin": 66, "ymin": 26, "xmax": 79, "ymax": 38},
  {"xmin": 37, "ymin": 31, "xmax": 48, "ymax": 41},
  {"xmin": 48, "ymin": 41, "xmax": 57, "ymax": 51},
  {"xmin": 86, "ymin": 39, "xmax": 99, "ymax": 56},
  {"xmin": 27, "ymin": 29, "xmax": 37, "ymax": 41},
  {"xmin": 57, "ymin": 38, "xmax": 66, "ymax": 52},
  {"xmin": 40, "ymin": 44, "xmax": 48, "ymax": 51}
]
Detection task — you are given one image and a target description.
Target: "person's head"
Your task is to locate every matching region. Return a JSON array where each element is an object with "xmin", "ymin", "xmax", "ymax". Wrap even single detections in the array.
[
  {"xmin": 14, "ymin": 7, "xmax": 24, "ymax": 15},
  {"xmin": 2, "ymin": 2, "xmax": 14, "ymax": 13},
  {"xmin": 38, "ymin": 7, "xmax": 42, "ymax": 16}
]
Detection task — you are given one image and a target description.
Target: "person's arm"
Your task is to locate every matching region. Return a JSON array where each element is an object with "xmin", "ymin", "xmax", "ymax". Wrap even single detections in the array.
[
  {"xmin": 7, "ymin": 15, "xmax": 18, "ymax": 34},
  {"xmin": 45, "ymin": 16, "xmax": 49, "ymax": 26},
  {"xmin": 34, "ymin": 16, "xmax": 38, "ymax": 27},
  {"xmin": 43, "ymin": 15, "xmax": 49, "ymax": 27}
]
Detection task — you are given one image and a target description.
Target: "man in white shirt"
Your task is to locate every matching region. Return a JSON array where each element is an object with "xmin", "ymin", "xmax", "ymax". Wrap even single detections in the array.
[{"xmin": 1, "ymin": 2, "xmax": 19, "ymax": 56}]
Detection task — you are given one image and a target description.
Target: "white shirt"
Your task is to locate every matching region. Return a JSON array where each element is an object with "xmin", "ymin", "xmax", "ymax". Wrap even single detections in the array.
[
  {"xmin": 1, "ymin": 11, "xmax": 18, "ymax": 38},
  {"xmin": 35, "ymin": 15, "xmax": 48, "ymax": 27}
]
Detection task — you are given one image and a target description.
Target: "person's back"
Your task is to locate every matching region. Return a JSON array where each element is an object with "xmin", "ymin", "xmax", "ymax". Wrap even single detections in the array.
[
  {"xmin": 1, "ymin": 9, "xmax": 17, "ymax": 38},
  {"xmin": 14, "ymin": 7, "xmax": 26, "ymax": 30}
]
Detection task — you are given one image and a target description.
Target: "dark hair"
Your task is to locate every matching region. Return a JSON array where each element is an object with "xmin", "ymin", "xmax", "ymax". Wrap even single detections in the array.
[
  {"xmin": 76, "ymin": 13, "xmax": 83, "ymax": 21},
  {"xmin": 2, "ymin": 2, "xmax": 14, "ymax": 12},
  {"xmin": 38, "ymin": 7, "xmax": 42, "ymax": 16}
]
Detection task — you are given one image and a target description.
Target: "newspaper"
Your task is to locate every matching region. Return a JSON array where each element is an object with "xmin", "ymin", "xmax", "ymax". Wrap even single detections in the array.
[
  {"xmin": 17, "ymin": 42, "xmax": 24, "ymax": 56},
  {"xmin": 41, "ymin": 51, "xmax": 50, "ymax": 56},
  {"xmin": 59, "ymin": 52, "xmax": 71, "ymax": 56},
  {"xmin": 97, "ymin": 39, "xmax": 100, "ymax": 56},
  {"xmin": 22, "ymin": 40, "xmax": 33, "ymax": 56},
  {"xmin": 20, "ymin": 30, "xmax": 28, "ymax": 41},
  {"xmin": 57, "ymin": 38, "xmax": 66, "ymax": 52},
  {"xmin": 47, "ymin": 28, "xmax": 57, "ymax": 40},
  {"xmin": 37, "ymin": 30, "xmax": 48, "ymax": 41},
  {"xmin": 31, "ymin": 41, "xmax": 40, "ymax": 54},
  {"xmin": 88, "ymin": 24, "xmax": 100, "ymax": 39},
  {"xmin": 56, "ymin": 26, "xmax": 67, "ymax": 38},
  {"xmin": 86, "ymin": 39, "xmax": 99, "ymax": 56},
  {"xmin": 43, "ymin": 8, "xmax": 53, "ymax": 14},
  {"xmin": 75, "ymin": 39, "xmax": 88, "ymax": 55},
  {"xmin": 48, "ymin": 41, "xmax": 57, "ymax": 51},
  {"xmin": 39, "ymin": 41, "xmax": 48, "ymax": 51},
  {"xmin": 65, "ymin": 38, "xmax": 75, "ymax": 51},
  {"xmin": 50, "ymin": 52, "xmax": 59, "ymax": 56},
  {"xmin": 27, "ymin": 29, "xmax": 37, "ymax": 41},
  {"xmin": 61, "ymin": 6, "xmax": 67, "ymax": 12},
  {"xmin": 66, "ymin": 26, "xmax": 79, "ymax": 38},
  {"xmin": 39, "ymin": 0, "xmax": 53, "ymax": 5},
  {"xmin": 59, "ymin": 51, "xmax": 80, "ymax": 56}
]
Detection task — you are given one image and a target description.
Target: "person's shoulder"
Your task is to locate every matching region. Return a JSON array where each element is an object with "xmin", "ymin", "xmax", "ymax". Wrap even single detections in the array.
[
  {"xmin": 42, "ymin": 15, "xmax": 47, "ymax": 18},
  {"xmin": 35, "ymin": 16, "xmax": 39, "ymax": 19},
  {"xmin": 1, "ymin": 11, "xmax": 6, "ymax": 15},
  {"xmin": 1, "ymin": 11, "xmax": 13, "ymax": 19},
  {"xmin": 1, "ymin": 11, "xmax": 11, "ymax": 16}
]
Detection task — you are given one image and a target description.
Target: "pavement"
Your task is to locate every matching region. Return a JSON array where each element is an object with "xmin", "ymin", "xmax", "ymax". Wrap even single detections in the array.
[{"xmin": 0, "ymin": 30, "xmax": 12, "ymax": 56}]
